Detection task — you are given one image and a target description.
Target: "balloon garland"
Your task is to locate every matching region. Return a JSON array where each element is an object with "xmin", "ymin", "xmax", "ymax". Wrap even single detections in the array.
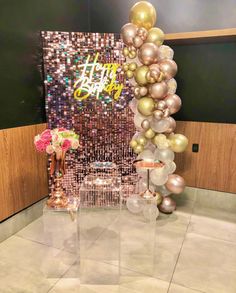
[{"xmin": 121, "ymin": 1, "xmax": 188, "ymax": 215}]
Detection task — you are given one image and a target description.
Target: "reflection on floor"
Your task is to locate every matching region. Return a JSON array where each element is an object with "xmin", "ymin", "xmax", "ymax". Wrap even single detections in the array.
[{"xmin": 0, "ymin": 187, "xmax": 236, "ymax": 293}]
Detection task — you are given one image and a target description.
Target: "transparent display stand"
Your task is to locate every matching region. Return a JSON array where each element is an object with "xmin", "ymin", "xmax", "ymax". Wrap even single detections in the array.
[
  {"xmin": 41, "ymin": 199, "xmax": 79, "ymax": 279},
  {"xmin": 79, "ymin": 162, "xmax": 121, "ymax": 291}
]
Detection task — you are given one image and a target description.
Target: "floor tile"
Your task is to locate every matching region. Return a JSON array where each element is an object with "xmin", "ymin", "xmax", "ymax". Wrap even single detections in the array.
[
  {"xmin": 0, "ymin": 236, "xmax": 75, "ymax": 292},
  {"xmin": 169, "ymin": 283, "xmax": 203, "ymax": 293},
  {"xmin": 173, "ymin": 233, "xmax": 236, "ymax": 293},
  {"xmin": 189, "ymin": 206, "xmax": 236, "ymax": 243}
]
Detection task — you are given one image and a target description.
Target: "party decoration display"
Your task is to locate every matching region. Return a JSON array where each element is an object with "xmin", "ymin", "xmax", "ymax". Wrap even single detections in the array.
[
  {"xmin": 121, "ymin": 1, "xmax": 189, "ymax": 214},
  {"xmin": 34, "ymin": 128, "xmax": 80, "ymax": 208}
]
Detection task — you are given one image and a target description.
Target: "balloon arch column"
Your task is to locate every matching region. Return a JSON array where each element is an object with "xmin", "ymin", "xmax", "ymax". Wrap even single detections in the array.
[{"xmin": 121, "ymin": 1, "xmax": 188, "ymax": 216}]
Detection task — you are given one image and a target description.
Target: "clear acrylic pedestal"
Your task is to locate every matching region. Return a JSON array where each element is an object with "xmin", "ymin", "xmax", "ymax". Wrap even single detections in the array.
[
  {"xmin": 79, "ymin": 163, "xmax": 121, "ymax": 291},
  {"xmin": 41, "ymin": 201, "xmax": 79, "ymax": 279}
]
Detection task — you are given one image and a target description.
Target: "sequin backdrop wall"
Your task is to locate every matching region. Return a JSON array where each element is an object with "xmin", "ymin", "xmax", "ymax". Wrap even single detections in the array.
[{"xmin": 42, "ymin": 31, "xmax": 136, "ymax": 196}]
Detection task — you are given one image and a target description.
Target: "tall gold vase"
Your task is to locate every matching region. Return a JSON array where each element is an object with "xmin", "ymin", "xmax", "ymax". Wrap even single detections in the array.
[{"xmin": 47, "ymin": 150, "xmax": 68, "ymax": 208}]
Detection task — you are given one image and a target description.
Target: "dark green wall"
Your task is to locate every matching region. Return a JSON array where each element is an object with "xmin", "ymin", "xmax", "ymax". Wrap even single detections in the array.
[{"xmin": 0, "ymin": 0, "xmax": 89, "ymax": 129}]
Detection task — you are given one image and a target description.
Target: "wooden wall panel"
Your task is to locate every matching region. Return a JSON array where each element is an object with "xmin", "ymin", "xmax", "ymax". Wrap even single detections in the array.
[
  {"xmin": 175, "ymin": 121, "xmax": 236, "ymax": 193},
  {"xmin": 0, "ymin": 123, "xmax": 48, "ymax": 221}
]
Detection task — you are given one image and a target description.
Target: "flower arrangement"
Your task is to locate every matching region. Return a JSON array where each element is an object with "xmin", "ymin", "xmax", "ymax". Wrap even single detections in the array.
[{"xmin": 34, "ymin": 128, "xmax": 80, "ymax": 154}]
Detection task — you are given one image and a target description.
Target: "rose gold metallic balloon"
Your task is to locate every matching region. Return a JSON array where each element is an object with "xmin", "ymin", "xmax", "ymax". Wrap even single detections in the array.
[
  {"xmin": 158, "ymin": 196, "xmax": 176, "ymax": 214},
  {"xmin": 163, "ymin": 108, "xmax": 170, "ymax": 118},
  {"xmin": 153, "ymin": 109, "xmax": 164, "ymax": 120},
  {"xmin": 137, "ymin": 27, "xmax": 148, "ymax": 40},
  {"xmin": 141, "ymin": 119, "xmax": 150, "ymax": 130},
  {"xmin": 165, "ymin": 117, "xmax": 176, "ymax": 134},
  {"xmin": 138, "ymin": 43, "xmax": 159, "ymax": 65},
  {"xmin": 121, "ymin": 23, "xmax": 138, "ymax": 46},
  {"xmin": 164, "ymin": 94, "xmax": 182, "ymax": 114},
  {"xmin": 159, "ymin": 59, "xmax": 178, "ymax": 80},
  {"xmin": 165, "ymin": 174, "xmax": 185, "ymax": 194},
  {"xmin": 140, "ymin": 86, "xmax": 148, "ymax": 96},
  {"xmin": 149, "ymin": 81, "xmax": 168, "ymax": 100},
  {"xmin": 133, "ymin": 35, "xmax": 143, "ymax": 48},
  {"xmin": 157, "ymin": 100, "xmax": 167, "ymax": 110}
]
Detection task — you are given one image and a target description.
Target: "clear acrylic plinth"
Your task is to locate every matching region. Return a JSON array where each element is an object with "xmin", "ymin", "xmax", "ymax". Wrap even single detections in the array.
[
  {"xmin": 79, "ymin": 163, "xmax": 121, "ymax": 290},
  {"xmin": 120, "ymin": 194, "xmax": 157, "ymax": 278},
  {"xmin": 41, "ymin": 198, "xmax": 79, "ymax": 279}
]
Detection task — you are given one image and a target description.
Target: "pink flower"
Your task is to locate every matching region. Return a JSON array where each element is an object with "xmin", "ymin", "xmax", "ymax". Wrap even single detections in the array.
[
  {"xmin": 35, "ymin": 139, "xmax": 49, "ymax": 152},
  {"xmin": 46, "ymin": 145, "xmax": 54, "ymax": 155},
  {"xmin": 41, "ymin": 129, "xmax": 52, "ymax": 142},
  {"xmin": 61, "ymin": 139, "xmax": 71, "ymax": 151}
]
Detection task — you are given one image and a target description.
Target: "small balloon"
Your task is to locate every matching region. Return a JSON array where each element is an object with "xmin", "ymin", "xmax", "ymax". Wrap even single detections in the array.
[
  {"xmin": 153, "ymin": 109, "xmax": 164, "ymax": 121},
  {"xmin": 130, "ymin": 139, "xmax": 138, "ymax": 149},
  {"xmin": 134, "ymin": 65, "xmax": 149, "ymax": 85},
  {"xmin": 133, "ymin": 35, "xmax": 143, "ymax": 48},
  {"xmin": 159, "ymin": 45, "xmax": 174, "ymax": 60},
  {"xmin": 129, "ymin": 1, "xmax": 157, "ymax": 30},
  {"xmin": 165, "ymin": 174, "xmax": 185, "ymax": 194},
  {"xmin": 126, "ymin": 195, "xmax": 145, "ymax": 213},
  {"xmin": 138, "ymin": 42, "xmax": 159, "ymax": 65},
  {"xmin": 121, "ymin": 23, "xmax": 138, "ymax": 46},
  {"xmin": 137, "ymin": 97, "xmax": 155, "ymax": 116},
  {"xmin": 141, "ymin": 119, "xmax": 150, "ymax": 130},
  {"xmin": 169, "ymin": 134, "xmax": 188, "ymax": 153},
  {"xmin": 133, "ymin": 144, "xmax": 144, "ymax": 154},
  {"xmin": 155, "ymin": 192, "xmax": 163, "ymax": 205},
  {"xmin": 159, "ymin": 59, "xmax": 178, "ymax": 80},
  {"xmin": 137, "ymin": 135, "xmax": 147, "ymax": 146},
  {"xmin": 154, "ymin": 147, "xmax": 175, "ymax": 162},
  {"xmin": 126, "ymin": 70, "xmax": 134, "ymax": 79},
  {"xmin": 158, "ymin": 196, "xmax": 176, "ymax": 214},
  {"xmin": 164, "ymin": 94, "xmax": 182, "ymax": 115},
  {"xmin": 146, "ymin": 27, "xmax": 165, "ymax": 46},
  {"xmin": 157, "ymin": 100, "xmax": 167, "ymax": 111},
  {"xmin": 149, "ymin": 81, "xmax": 168, "ymax": 100},
  {"xmin": 137, "ymin": 27, "xmax": 148, "ymax": 40}
]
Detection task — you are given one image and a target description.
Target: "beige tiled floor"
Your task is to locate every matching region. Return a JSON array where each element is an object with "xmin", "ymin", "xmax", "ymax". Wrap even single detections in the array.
[{"xmin": 0, "ymin": 187, "xmax": 236, "ymax": 292}]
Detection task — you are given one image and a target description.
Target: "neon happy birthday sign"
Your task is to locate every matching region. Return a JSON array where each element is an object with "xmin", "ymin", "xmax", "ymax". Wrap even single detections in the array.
[{"xmin": 73, "ymin": 53, "xmax": 124, "ymax": 101}]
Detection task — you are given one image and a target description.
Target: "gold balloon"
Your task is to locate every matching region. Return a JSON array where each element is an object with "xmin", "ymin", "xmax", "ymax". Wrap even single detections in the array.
[
  {"xmin": 137, "ymin": 135, "xmax": 147, "ymax": 146},
  {"xmin": 146, "ymin": 27, "xmax": 165, "ymax": 46},
  {"xmin": 137, "ymin": 97, "xmax": 155, "ymax": 116},
  {"xmin": 134, "ymin": 65, "xmax": 149, "ymax": 85},
  {"xmin": 155, "ymin": 192, "xmax": 163, "ymax": 205},
  {"xmin": 130, "ymin": 139, "xmax": 138, "ymax": 148},
  {"xmin": 123, "ymin": 63, "xmax": 129, "ymax": 71},
  {"xmin": 129, "ymin": 62, "xmax": 138, "ymax": 71},
  {"xmin": 144, "ymin": 128, "xmax": 155, "ymax": 139},
  {"xmin": 129, "ymin": 1, "xmax": 157, "ymax": 30},
  {"xmin": 126, "ymin": 70, "xmax": 134, "ymax": 79},
  {"xmin": 123, "ymin": 47, "xmax": 129, "ymax": 57},
  {"xmin": 134, "ymin": 144, "xmax": 144, "ymax": 154},
  {"xmin": 129, "ymin": 50, "xmax": 137, "ymax": 59},
  {"xmin": 170, "ymin": 134, "xmax": 188, "ymax": 153}
]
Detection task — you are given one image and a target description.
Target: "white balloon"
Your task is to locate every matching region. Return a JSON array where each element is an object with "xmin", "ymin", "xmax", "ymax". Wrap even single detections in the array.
[
  {"xmin": 167, "ymin": 78, "xmax": 177, "ymax": 95},
  {"xmin": 154, "ymin": 148, "xmax": 175, "ymax": 162},
  {"xmin": 137, "ymin": 149, "xmax": 154, "ymax": 162},
  {"xmin": 129, "ymin": 98, "xmax": 138, "ymax": 113},
  {"xmin": 164, "ymin": 161, "xmax": 176, "ymax": 174},
  {"xmin": 134, "ymin": 113, "xmax": 150, "ymax": 131},
  {"xmin": 150, "ymin": 167, "xmax": 168, "ymax": 186},
  {"xmin": 144, "ymin": 141, "xmax": 156, "ymax": 152},
  {"xmin": 135, "ymin": 177, "xmax": 155, "ymax": 193},
  {"xmin": 126, "ymin": 195, "xmax": 144, "ymax": 214},
  {"xmin": 156, "ymin": 184, "xmax": 172, "ymax": 196},
  {"xmin": 143, "ymin": 204, "xmax": 159, "ymax": 221},
  {"xmin": 150, "ymin": 118, "xmax": 171, "ymax": 133},
  {"xmin": 159, "ymin": 45, "xmax": 174, "ymax": 60}
]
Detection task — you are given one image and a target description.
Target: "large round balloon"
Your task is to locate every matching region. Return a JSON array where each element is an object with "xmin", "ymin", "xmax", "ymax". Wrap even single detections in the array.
[
  {"xmin": 146, "ymin": 27, "xmax": 165, "ymax": 46},
  {"xmin": 150, "ymin": 167, "xmax": 169, "ymax": 186},
  {"xmin": 134, "ymin": 65, "xmax": 149, "ymax": 85},
  {"xmin": 164, "ymin": 161, "xmax": 176, "ymax": 174},
  {"xmin": 159, "ymin": 59, "xmax": 178, "ymax": 80},
  {"xmin": 129, "ymin": 1, "xmax": 156, "ymax": 30},
  {"xmin": 165, "ymin": 174, "xmax": 185, "ymax": 194},
  {"xmin": 159, "ymin": 45, "xmax": 174, "ymax": 60},
  {"xmin": 149, "ymin": 81, "xmax": 168, "ymax": 100},
  {"xmin": 169, "ymin": 133, "xmax": 188, "ymax": 153},
  {"xmin": 138, "ymin": 43, "xmax": 159, "ymax": 65},
  {"xmin": 121, "ymin": 23, "xmax": 138, "ymax": 46},
  {"xmin": 164, "ymin": 94, "xmax": 182, "ymax": 114},
  {"xmin": 150, "ymin": 117, "xmax": 171, "ymax": 133},
  {"xmin": 154, "ymin": 148, "xmax": 175, "ymax": 162},
  {"xmin": 137, "ymin": 97, "xmax": 155, "ymax": 116},
  {"xmin": 158, "ymin": 196, "xmax": 176, "ymax": 214}
]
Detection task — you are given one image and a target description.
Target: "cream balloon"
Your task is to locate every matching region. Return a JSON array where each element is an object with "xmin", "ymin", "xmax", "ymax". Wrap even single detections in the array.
[
  {"xmin": 137, "ymin": 149, "xmax": 155, "ymax": 162},
  {"xmin": 154, "ymin": 148, "xmax": 175, "ymax": 162}
]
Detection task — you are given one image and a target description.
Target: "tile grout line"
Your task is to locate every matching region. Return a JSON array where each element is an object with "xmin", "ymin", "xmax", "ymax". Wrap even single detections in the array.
[{"xmin": 166, "ymin": 197, "xmax": 196, "ymax": 293}]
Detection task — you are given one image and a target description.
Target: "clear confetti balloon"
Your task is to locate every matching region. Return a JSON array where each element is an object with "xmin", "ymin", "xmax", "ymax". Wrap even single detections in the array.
[
  {"xmin": 150, "ymin": 167, "xmax": 169, "ymax": 186},
  {"xmin": 159, "ymin": 45, "xmax": 174, "ymax": 60},
  {"xmin": 137, "ymin": 149, "xmax": 155, "ymax": 162},
  {"xmin": 167, "ymin": 78, "xmax": 177, "ymax": 95},
  {"xmin": 154, "ymin": 148, "xmax": 175, "ymax": 162},
  {"xmin": 150, "ymin": 117, "xmax": 171, "ymax": 133},
  {"xmin": 126, "ymin": 195, "xmax": 145, "ymax": 214},
  {"xmin": 164, "ymin": 160, "xmax": 176, "ymax": 174}
]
